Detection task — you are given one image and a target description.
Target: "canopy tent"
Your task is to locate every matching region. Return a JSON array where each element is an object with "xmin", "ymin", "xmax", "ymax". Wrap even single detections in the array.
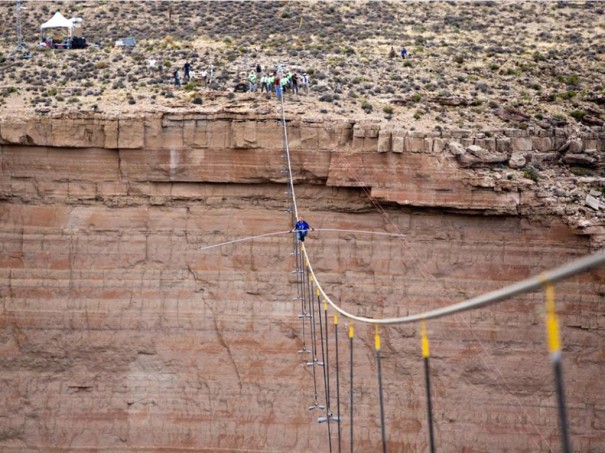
[{"xmin": 40, "ymin": 12, "xmax": 75, "ymax": 37}]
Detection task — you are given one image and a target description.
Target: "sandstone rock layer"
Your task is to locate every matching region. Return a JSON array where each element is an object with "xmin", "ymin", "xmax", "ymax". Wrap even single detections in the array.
[{"xmin": 0, "ymin": 113, "xmax": 604, "ymax": 452}]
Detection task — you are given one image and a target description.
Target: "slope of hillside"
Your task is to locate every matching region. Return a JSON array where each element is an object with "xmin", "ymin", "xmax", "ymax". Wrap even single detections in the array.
[{"xmin": 1, "ymin": 1, "xmax": 604, "ymax": 131}]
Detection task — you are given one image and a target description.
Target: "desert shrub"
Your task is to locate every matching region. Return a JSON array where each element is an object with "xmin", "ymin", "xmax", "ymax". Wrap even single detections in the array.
[
  {"xmin": 570, "ymin": 109, "xmax": 586, "ymax": 121},
  {"xmin": 360, "ymin": 100, "xmax": 373, "ymax": 113},
  {"xmin": 184, "ymin": 81, "xmax": 199, "ymax": 91},
  {"xmin": 566, "ymin": 74, "xmax": 580, "ymax": 85},
  {"xmin": 523, "ymin": 166, "xmax": 539, "ymax": 182},
  {"xmin": 192, "ymin": 97, "xmax": 203, "ymax": 105},
  {"xmin": 570, "ymin": 167, "xmax": 594, "ymax": 176},
  {"xmin": 383, "ymin": 105, "xmax": 394, "ymax": 114}
]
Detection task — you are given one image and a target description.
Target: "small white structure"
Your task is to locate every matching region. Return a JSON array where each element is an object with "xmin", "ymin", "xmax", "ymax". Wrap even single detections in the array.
[
  {"xmin": 40, "ymin": 12, "xmax": 75, "ymax": 39},
  {"xmin": 40, "ymin": 12, "xmax": 86, "ymax": 49},
  {"xmin": 115, "ymin": 36, "xmax": 136, "ymax": 48}
]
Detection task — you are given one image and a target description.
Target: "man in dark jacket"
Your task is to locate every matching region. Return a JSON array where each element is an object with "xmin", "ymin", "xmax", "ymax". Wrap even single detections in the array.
[
  {"xmin": 183, "ymin": 62, "xmax": 191, "ymax": 82},
  {"xmin": 292, "ymin": 217, "xmax": 314, "ymax": 242}
]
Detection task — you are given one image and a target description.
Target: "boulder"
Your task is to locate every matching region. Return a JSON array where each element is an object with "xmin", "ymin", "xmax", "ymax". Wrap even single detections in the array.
[
  {"xmin": 508, "ymin": 152, "xmax": 527, "ymax": 169},
  {"xmin": 467, "ymin": 144, "xmax": 488, "ymax": 157},
  {"xmin": 448, "ymin": 141, "xmax": 465, "ymax": 156},
  {"xmin": 377, "ymin": 130, "xmax": 392, "ymax": 153},
  {"xmin": 569, "ymin": 139, "xmax": 583, "ymax": 153},
  {"xmin": 586, "ymin": 194, "xmax": 601, "ymax": 211},
  {"xmin": 563, "ymin": 153, "xmax": 597, "ymax": 167},
  {"xmin": 458, "ymin": 151, "xmax": 508, "ymax": 167}
]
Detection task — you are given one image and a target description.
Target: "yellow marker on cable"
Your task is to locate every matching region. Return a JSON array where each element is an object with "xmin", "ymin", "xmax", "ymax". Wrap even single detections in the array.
[
  {"xmin": 316, "ymin": 288, "xmax": 320, "ymax": 297},
  {"xmin": 334, "ymin": 313, "xmax": 338, "ymax": 325},
  {"xmin": 323, "ymin": 301, "xmax": 328, "ymax": 312},
  {"xmin": 545, "ymin": 281, "xmax": 561, "ymax": 356},
  {"xmin": 349, "ymin": 324, "xmax": 354, "ymax": 339},
  {"xmin": 421, "ymin": 320, "xmax": 430, "ymax": 358},
  {"xmin": 375, "ymin": 325, "xmax": 381, "ymax": 351}
]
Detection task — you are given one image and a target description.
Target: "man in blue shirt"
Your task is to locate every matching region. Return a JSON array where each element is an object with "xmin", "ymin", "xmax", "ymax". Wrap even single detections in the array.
[{"xmin": 292, "ymin": 217, "xmax": 314, "ymax": 242}]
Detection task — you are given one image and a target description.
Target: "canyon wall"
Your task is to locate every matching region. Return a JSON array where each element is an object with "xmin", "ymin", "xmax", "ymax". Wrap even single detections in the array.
[{"xmin": 1, "ymin": 112, "xmax": 604, "ymax": 452}]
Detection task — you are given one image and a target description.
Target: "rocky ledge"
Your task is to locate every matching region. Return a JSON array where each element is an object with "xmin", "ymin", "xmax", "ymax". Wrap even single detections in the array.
[{"xmin": 2, "ymin": 111, "xmax": 604, "ymax": 247}]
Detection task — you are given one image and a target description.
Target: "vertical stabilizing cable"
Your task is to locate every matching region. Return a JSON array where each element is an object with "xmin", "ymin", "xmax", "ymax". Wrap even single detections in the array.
[
  {"xmin": 349, "ymin": 324, "xmax": 354, "ymax": 453},
  {"xmin": 543, "ymin": 280, "xmax": 571, "ymax": 453},
  {"xmin": 335, "ymin": 314, "xmax": 342, "ymax": 453},
  {"xmin": 307, "ymin": 266, "xmax": 323, "ymax": 410},
  {"xmin": 297, "ymin": 242, "xmax": 310, "ymax": 355},
  {"xmin": 318, "ymin": 292, "xmax": 333, "ymax": 451},
  {"xmin": 324, "ymin": 301, "xmax": 332, "ymax": 417},
  {"xmin": 375, "ymin": 326, "xmax": 387, "ymax": 453},
  {"xmin": 421, "ymin": 320, "xmax": 436, "ymax": 453}
]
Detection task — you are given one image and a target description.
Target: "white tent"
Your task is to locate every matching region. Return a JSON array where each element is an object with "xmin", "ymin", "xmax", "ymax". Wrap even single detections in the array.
[{"xmin": 40, "ymin": 12, "xmax": 74, "ymax": 37}]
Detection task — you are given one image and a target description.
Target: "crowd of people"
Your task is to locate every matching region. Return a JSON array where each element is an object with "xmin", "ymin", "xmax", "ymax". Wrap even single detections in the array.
[
  {"xmin": 146, "ymin": 58, "xmax": 310, "ymax": 97},
  {"xmin": 247, "ymin": 64, "xmax": 310, "ymax": 98}
]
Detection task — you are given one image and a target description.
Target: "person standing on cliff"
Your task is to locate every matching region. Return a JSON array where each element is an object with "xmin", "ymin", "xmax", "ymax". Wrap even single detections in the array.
[
  {"xmin": 292, "ymin": 217, "xmax": 314, "ymax": 242},
  {"xmin": 274, "ymin": 73, "xmax": 282, "ymax": 100},
  {"xmin": 183, "ymin": 61, "xmax": 192, "ymax": 82}
]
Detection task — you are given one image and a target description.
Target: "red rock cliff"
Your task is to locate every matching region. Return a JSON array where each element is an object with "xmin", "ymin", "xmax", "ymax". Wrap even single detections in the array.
[{"xmin": 1, "ymin": 112, "xmax": 604, "ymax": 452}]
